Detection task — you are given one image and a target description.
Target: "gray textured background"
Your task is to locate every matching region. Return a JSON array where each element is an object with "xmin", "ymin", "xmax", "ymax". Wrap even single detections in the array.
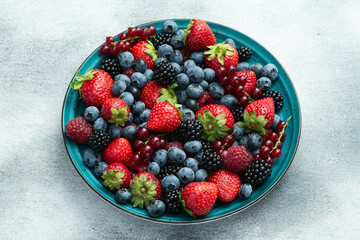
[{"xmin": 1, "ymin": 0, "xmax": 359, "ymax": 239}]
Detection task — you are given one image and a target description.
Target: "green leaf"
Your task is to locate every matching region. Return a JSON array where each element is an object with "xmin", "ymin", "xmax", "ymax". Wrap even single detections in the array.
[{"xmin": 111, "ymin": 107, "xmax": 119, "ymax": 116}]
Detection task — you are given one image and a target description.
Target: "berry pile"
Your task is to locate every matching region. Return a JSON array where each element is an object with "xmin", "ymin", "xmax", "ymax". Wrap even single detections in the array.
[{"xmin": 65, "ymin": 19, "xmax": 292, "ymax": 219}]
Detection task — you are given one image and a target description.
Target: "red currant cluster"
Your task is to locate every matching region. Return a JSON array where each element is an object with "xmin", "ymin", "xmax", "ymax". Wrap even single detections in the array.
[
  {"xmin": 212, "ymin": 134, "xmax": 235, "ymax": 156},
  {"xmin": 99, "ymin": 25, "xmax": 157, "ymax": 56}
]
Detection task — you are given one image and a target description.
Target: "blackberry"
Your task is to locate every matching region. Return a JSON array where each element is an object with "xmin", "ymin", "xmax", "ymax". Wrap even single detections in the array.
[
  {"xmin": 157, "ymin": 163, "xmax": 182, "ymax": 180},
  {"xmin": 243, "ymin": 159, "xmax": 272, "ymax": 187},
  {"xmin": 154, "ymin": 61, "xmax": 176, "ymax": 86},
  {"xmin": 237, "ymin": 46, "xmax": 252, "ymax": 62},
  {"xmin": 230, "ymin": 105, "xmax": 245, "ymax": 122},
  {"xmin": 197, "ymin": 141, "xmax": 222, "ymax": 173},
  {"xmin": 163, "ymin": 190, "xmax": 182, "ymax": 214},
  {"xmin": 262, "ymin": 90, "xmax": 284, "ymax": 111},
  {"xmin": 88, "ymin": 130, "xmax": 110, "ymax": 153},
  {"xmin": 175, "ymin": 119, "xmax": 203, "ymax": 143},
  {"xmin": 152, "ymin": 33, "xmax": 172, "ymax": 49},
  {"xmin": 99, "ymin": 58, "xmax": 121, "ymax": 78}
]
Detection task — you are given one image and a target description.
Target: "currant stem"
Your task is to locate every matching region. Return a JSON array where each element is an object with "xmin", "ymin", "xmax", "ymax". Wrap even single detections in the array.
[
  {"xmin": 244, "ymin": 92, "xmax": 255, "ymax": 102},
  {"xmin": 270, "ymin": 115, "xmax": 292, "ymax": 154},
  {"xmin": 221, "ymin": 129, "xmax": 236, "ymax": 150}
]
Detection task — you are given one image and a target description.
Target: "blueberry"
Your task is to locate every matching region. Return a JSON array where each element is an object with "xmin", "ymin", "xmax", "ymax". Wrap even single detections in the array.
[
  {"xmin": 175, "ymin": 73, "xmax": 190, "ymax": 90},
  {"xmin": 125, "ymin": 112, "xmax": 133, "ymax": 126},
  {"xmin": 158, "ymin": 44, "xmax": 174, "ymax": 59},
  {"xmin": 83, "ymin": 148, "xmax": 102, "ymax": 168},
  {"xmin": 147, "ymin": 162, "xmax": 160, "ymax": 176},
  {"xmin": 170, "ymin": 62, "xmax": 182, "ymax": 75},
  {"xmin": 115, "ymin": 188, "xmax": 132, "ymax": 204},
  {"xmin": 170, "ymin": 34, "xmax": 184, "ymax": 49},
  {"xmin": 162, "ymin": 20, "xmax": 178, "ymax": 34},
  {"xmin": 184, "ymin": 141, "xmax": 202, "ymax": 154},
  {"xmin": 168, "ymin": 147, "xmax": 186, "ymax": 163},
  {"xmin": 175, "ymin": 30, "xmax": 184, "ymax": 36},
  {"xmin": 177, "ymin": 167, "xmax": 195, "ymax": 185},
  {"xmin": 184, "ymin": 158, "xmax": 199, "ymax": 172},
  {"xmin": 224, "ymin": 38, "xmax": 236, "ymax": 48},
  {"xmin": 139, "ymin": 109, "xmax": 151, "ymax": 123},
  {"xmin": 133, "ymin": 116, "xmax": 142, "ymax": 125},
  {"xmin": 209, "ymin": 82, "xmax": 225, "ymax": 99},
  {"xmin": 107, "ymin": 125, "xmax": 122, "ymax": 140},
  {"xmin": 122, "ymin": 125, "xmax": 138, "ymax": 141},
  {"xmin": 119, "ymin": 51, "xmax": 134, "ymax": 70},
  {"xmin": 257, "ymin": 77, "xmax": 272, "ymax": 91},
  {"xmin": 84, "ymin": 106, "xmax": 100, "ymax": 122},
  {"xmin": 93, "ymin": 117, "xmax": 107, "ymax": 131},
  {"xmin": 232, "ymin": 140, "xmax": 240, "ymax": 146},
  {"xmin": 185, "ymin": 98, "xmax": 199, "ymax": 112},
  {"xmin": 271, "ymin": 114, "xmax": 280, "ymax": 131},
  {"xmin": 239, "ymin": 135, "xmax": 250, "ymax": 150},
  {"xmin": 238, "ymin": 183, "xmax": 253, "ymax": 199},
  {"xmin": 186, "ymin": 84, "xmax": 203, "ymax": 99},
  {"xmin": 131, "ymin": 72, "xmax": 147, "ymax": 88},
  {"xmin": 134, "ymin": 58, "xmax": 147, "ymax": 73},
  {"xmin": 115, "ymin": 74, "xmax": 131, "ymax": 87},
  {"xmin": 262, "ymin": 63, "xmax": 278, "ymax": 81},
  {"xmin": 179, "ymin": 107, "xmax": 195, "ymax": 122},
  {"xmin": 170, "ymin": 50, "xmax": 183, "ymax": 65},
  {"xmin": 190, "ymin": 51, "xmax": 205, "ymax": 64},
  {"xmin": 203, "ymin": 68, "xmax": 216, "ymax": 83},
  {"xmin": 183, "ymin": 60, "xmax": 196, "ymax": 73},
  {"xmin": 195, "ymin": 169, "xmax": 208, "ymax": 182},
  {"xmin": 153, "ymin": 149, "xmax": 168, "ymax": 167},
  {"xmin": 236, "ymin": 62, "xmax": 250, "ymax": 71},
  {"xmin": 187, "ymin": 66, "xmax": 204, "ymax": 83},
  {"xmin": 161, "ymin": 174, "xmax": 180, "ymax": 193},
  {"xmin": 176, "ymin": 90, "xmax": 188, "ymax": 104},
  {"xmin": 132, "ymin": 101, "xmax": 145, "ymax": 116},
  {"xmin": 248, "ymin": 133, "xmax": 263, "ymax": 150},
  {"xmin": 147, "ymin": 200, "xmax": 166, "ymax": 218},
  {"xmin": 94, "ymin": 161, "xmax": 108, "ymax": 177},
  {"xmin": 220, "ymin": 94, "xmax": 238, "ymax": 109},
  {"xmin": 231, "ymin": 124, "xmax": 244, "ymax": 141},
  {"xmin": 250, "ymin": 63, "xmax": 263, "ymax": 78},
  {"xmin": 126, "ymin": 86, "xmax": 140, "ymax": 101},
  {"xmin": 144, "ymin": 69, "xmax": 154, "ymax": 82},
  {"xmin": 199, "ymin": 80, "xmax": 209, "ymax": 90},
  {"xmin": 252, "ymin": 148, "xmax": 260, "ymax": 155},
  {"xmin": 111, "ymin": 80, "xmax": 127, "ymax": 97},
  {"xmin": 139, "ymin": 122, "xmax": 147, "ymax": 127},
  {"xmin": 119, "ymin": 92, "xmax": 134, "ymax": 107}
]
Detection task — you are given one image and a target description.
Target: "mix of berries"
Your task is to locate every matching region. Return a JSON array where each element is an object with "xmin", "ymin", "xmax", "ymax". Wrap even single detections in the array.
[{"xmin": 65, "ymin": 19, "xmax": 292, "ymax": 219}]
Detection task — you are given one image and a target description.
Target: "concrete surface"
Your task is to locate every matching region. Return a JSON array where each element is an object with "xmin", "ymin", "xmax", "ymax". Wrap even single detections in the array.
[{"xmin": 1, "ymin": 0, "xmax": 359, "ymax": 239}]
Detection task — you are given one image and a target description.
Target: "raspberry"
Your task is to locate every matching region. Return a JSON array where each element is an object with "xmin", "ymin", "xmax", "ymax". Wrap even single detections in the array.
[
  {"xmin": 222, "ymin": 145, "xmax": 253, "ymax": 172},
  {"xmin": 65, "ymin": 117, "xmax": 94, "ymax": 144},
  {"xmin": 165, "ymin": 141, "xmax": 185, "ymax": 151}
]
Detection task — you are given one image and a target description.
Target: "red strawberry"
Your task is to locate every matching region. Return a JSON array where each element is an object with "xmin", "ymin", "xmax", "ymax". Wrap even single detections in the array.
[
  {"xmin": 208, "ymin": 169, "xmax": 241, "ymax": 202},
  {"xmin": 236, "ymin": 70, "xmax": 257, "ymax": 94},
  {"xmin": 183, "ymin": 19, "xmax": 216, "ymax": 51},
  {"xmin": 102, "ymin": 138, "xmax": 133, "ymax": 166},
  {"xmin": 65, "ymin": 117, "xmax": 93, "ymax": 144},
  {"xmin": 180, "ymin": 182, "xmax": 219, "ymax": 217},
  {"xmin": 131, "ymin": 41, "xmax": 157, "ymax": 70},
  {"xmin": 130, "ymin": 172, "xmax": 162, "ymax": 208},
  {"xmin": 140, "ymin": 81, "xmax": 168, "ymax": 109},
  {"xmin": 147, "ymin": 102, "xmax": 181, "ymax": 132},
  {"xmin": 101, "ymin": 163, "xmax": 131, "ymax": 191},
  {"xmin": 70, "ymin": 69, "xmax": 113, "ymax": 107},
  {"xmin": 122, "ymin": 67, "xmax": 136, "ymax": 78},
  {"xmin": 222, "ymin": 145, "xmax": 253, "ymax": 172},
  {"xmin": 196, "ymin": 104, "xmax": 234, "ymax": 142},
  {"xmin": 204, "ymin": 42, "xmax": 239, "ymax": 70},
  {"xmin": 101, "ymin": 98, "xmax": 130, "ymax": 127}
]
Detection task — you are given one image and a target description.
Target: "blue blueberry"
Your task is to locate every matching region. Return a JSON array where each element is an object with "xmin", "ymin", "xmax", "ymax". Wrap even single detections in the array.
[
  {"xmin": 209, "ymin": 82, "xmax": 225, "ymax": 99},
  {"xmin": 257, "ymin": 77, "xmax": 272, "ymax": 91},
  {"xmin": 262, "ymin": 63, "xmax": 278, "ymax": 81},
  {"xmin": 239, "ymin": 135, "xmax": 250, "ymax": 151},
  {"xmin": 183, "ymin": 60, "xmax": 196, "ymax": 73},
  {"xmin": 161, "ymin": 174, "xmax": 180, "ymax": 193},
  {"xmin": 252, "ymin": 148, "xmax": 260, "ymax": 155},
  {"xmin": 158, "ymin": 44, "xmax": 174, "ymax": 59},
  {"xmin": 155, "ymin": 57, "xmax": 167, "ymax": 67},
  {"xmin": 238, "ymin": 183, "xmax": 253, "ymax": 199},
  {"xmin": 203, "ymin": 68, "xmax": 216, "ymax": 82},
  {"xmin": 119, "ymin": 92, "xmax": 134, "ymax": 107},
  {"xmin": 187, "ymin": 66, "xmax": 204, "ymax": 83},
  {"xmin": 162, "ymin": 20, "xmax": 178, "ymax": 34},
  {"xmin": 119, "ymin": 51, "xmax": 134, "ymax": 70},
  {"xmin": 175, "ymin": 29, "xmax": 184, "ymax": 36},
  {"xmin": 125, "ymin": 112, "xmax": 133, "ymax": 126},
  {"xmin": 248, "ymin": 133, "xmax": 263, "ymax": 150},
  {"xmin": 170, "ymin": 62, "xmax": 182, "ymax": 75},
  {"xmin": 236, "ymin": 62, "xmax": 250, "ymax": 71},
  {"xmin": 83, "ymin": 148, "xmax": 102, "ymax": 168},
  {"xmin": 132, "ymin": 101, "xmax": 145, "ymax": 116},
  {"xmin": 224, "ymin": 38, "xmax": 236, "ymax": 48},
  {"xmin": 144, "ymin": 69, "xmax": 154, "ymax": 82},
  {"xmin": 177, "ymin": 167, "xmax": 195, "ymax": 185},
  {"xmin": 111, "ymin": 80, "xmax": 127, "ymax": 97},
  {"xmin": 231, "ymin": 124, "xmax": 244, "ymax": 141},
  {"xmin": 190, "ymin": 51, "xmax": 205, "ymax": 64},
  {"xmin": 139, "ymin": 109, "xmax": 151, "ymax": 123},
  {"xmin": 220, "ymin": 94, "xmax": 238, "ymax": 109},
  {"xmin": 84, "ymin": 106, "xmax": 100, "ymax": 122},
  {"xmin": 179, "ymin": 107, "xmax": 195, "ymax": 122},
  {"xmin": 175, "ymin": 73, "xmax": 190, "ymax": 90},
  {"xmin": 93, "ymin": 117, "xmax": 107, "ymax": 131},
  {"xmin": 199, "ymin": 80, "xmax": 209, "ymax": 90},
  {"xmin": 250, "ymin": 63, "xmax": 264, "ymax": 78},
  {"xmin": 168, "ymin": 147, "xmax": 186, "ymax": 163},
  {"xmin": 271, "ymin": 114, "xmax": 280, "ymax": 131},
  {"xmin": 184, "ymin": 141, "xmax": 202, "ymax": 154},
  {"xmin": 195, "ymin": 169, "xmax": 208, "ymax": 182},
  {"xmin": 170, "ymin": 50, "xmax": 183, "ymax": 65},
  {"xmin": 107, "ymin": 125, "xmax": 122, "ymax": 140},
  {"xmin": 133, "ymin": 116, "xmax": 142, "ymax": 125},
  {"xmin": 139, "ymin": 122, "xmax": 147, "ymax": 127},
  {"xmin": 134, "ymin": 58, "xmax": 147, "ymax": 73},
  {"xmin": 232, "ymin": 140, "xmax": 240, "ymax": 146},
  {"xmin": 184, "ymin": 158, "xmax": 199, "ymax": 172},
  {"xmin": 147, "ymin": 162, "xmax": 160, "ymax": 176},
  {"xmin": 115, "ymin": 74, "xmax": 131, "ymax": 87},
  {"xmin": 131, "ymin": 72, "xmax": 147, "ymax": 88},
  {"xmin": 94, "ymin": 161, "xmax": 108, "ymax": 177},
  {"xmin": 153, "ymin": 149, "xmax": 168, "ymax": 167},
  {"xmin": 147, "ymin": 200, "xmax": 166, "ymax": 218},
  {"xmin": 122, "ymin": 125, "xmax": 138, "ymax": 141},
  {"xmin": 185, "ymin": 98, "xmax": 199, "ymax": 112},
  {"xmin": 186, "ymin": 84, "xmax": 203, "ymax": 99},
  {"xmin": 170, "ymin": 34, "xmax": 184, "ymax": 49},
  {"xmin": 176, "ymin": 90, "xmax": 188, "ymax": 104},
  {"xmin": 115, "ymin": 188, "xmax": 132, "ymax": 204},
  {"xmin": 126, "ymin": 86, "xmax": 140, "ymax": 101}
]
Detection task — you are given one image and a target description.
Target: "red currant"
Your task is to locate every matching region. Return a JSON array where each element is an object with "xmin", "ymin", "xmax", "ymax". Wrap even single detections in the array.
[
  {"xmin": 277, "ymin": 141, "xmax": 283, "ymax": 149},
  {"xmin": 109, "ymin": 46, "xmax": 119, "ymax": 56},
  {"xmin": 134, "ymin": 26, "xmax": 141, "ymax": 36},
  {"xmin": 269, "ymin": 132, "xmax": 279, "ymax": 142},
  {"xmin": 238, "ymin": 75, "xmax": 247, "ymax": 86},
  {"xmin": 137, "ymin": 127, "xmax": 150, "ymax": 140},
  {"xmin": 99, "ymin": 45, "xmax": 110, "ymax": 55},
  {"xmin": 106, "ymin": 36, "xmax": 115, "ymax": 46},
  {"xmin": 227, "ymin": 65, "xmax": 237, "ymax": 76},
  {"xmin": 221, "ymin": 135, "xmax": 235, "ymax": 148},
  {"xmin": 119, "ymin": 32, "xmax": 128, "ymax": 40},
  {"xmin": 219, "ymin": 76, "xmax": 229, "ymax": 85},
  {"xmin": 280, "ymin": 133, "xmax": 286, "ymax": 142},
  {"xmin": 271, "ymin": 148, "xmax": 282, "ymax": 158},
  {"xmin": 229, "ymin": 76, "xmax": 240, "ymax": 87},
  {"xmin": 262, "ymin": 129, "xmax": 273, "ymax": 141},
  {"xmin": 234, "ymin": 85, "xmax": 245, "ymax": 98},
  {"xmin": 217, "ymin": 149, "xmax": 224, "ymax": 156},
  {"xmin": 116, "ymin": 41, "xmax": 126, "ymax": 51},
  {"xmin": 250, "ymin": 87, "xmax": 262, "ymax": 99},
  {"xmin": 212, "ymin": 140, "xmax": 222, "ymax": 152},
  {"xmin": 149, "ymin": 136, "xmax": 161, "ymax": 149},
  {"xmin": 127, "ymin": 27, "xmax": 137, "ymax": 38},
  {"xmin": 140, "ymin": 144, "xmax": 153, "ymax": 158},
  {"xmin": 131, "ymin": 152, "xmax": 143, "ymax": 165},
  {"xmin": 140, "ymin": 27, "xmax": 152, "ymax": 39},
  {"xmin": 264, "ymin": 155, "xmax": 274, "ymax": 165},
  {"xmin": 277, "ymin": 121, "xmax": 286, "ymax": 131},
  {"xmin": 224, "ymin": 85, "xmax": 234, "ymax": 94},
  {"xmin": 124, "ymin": 41, "xmax": 131, "ymax": 51},
  {"xmin": 253, "ymin": 154, "xmax": 261, "ymax": 161},
  {"xmin": 158, "ymin": 138, "xmax": 167, "ymax": 149},
  {"xmin": 259, "ymin": 145, "xmax": 271, "ymax": 158},
  {"xmin": 216, "ymin": 67, "xmax": 227, "ymax": 78},
  {"xmin": 148, "ymin": 24, "xmax": 156, "ymax": 36},
  {"xmin": 142, "ymin": 158, "xmax": 151, "ymax": 165},
  {"xmin": 239, "ymin": 95, "xmax": 249, "ymax": 106},
  {"xmin": 133, "ymin": 139, "xmax": 144, "ymax": 150},
  {"xmin": 263, "ymin": 139, "xmax": 274, "ymax": 149}
]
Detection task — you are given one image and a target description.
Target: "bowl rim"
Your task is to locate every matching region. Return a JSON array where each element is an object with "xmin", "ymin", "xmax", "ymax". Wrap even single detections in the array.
[{"xmin": 61, "ymin": 18, "xmax": 302, "ymax": 225}]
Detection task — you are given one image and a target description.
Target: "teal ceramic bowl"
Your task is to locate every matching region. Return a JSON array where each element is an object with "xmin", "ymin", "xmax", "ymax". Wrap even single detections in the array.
[{"xmin": 62, "ymin": 19, "xmax": 301, "ymax": 224}]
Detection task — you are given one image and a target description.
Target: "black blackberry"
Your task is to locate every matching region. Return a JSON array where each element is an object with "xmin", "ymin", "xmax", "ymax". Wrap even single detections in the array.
[
  {"xmin": 154, "ymin": 61, "xmax": 176, "ymax": 86},
  {"xmin": 88, "ymin": 130, "xmax": 110, "ymax": 153},
  {"xmin": 157, "ymin": 163, "xmax": 182, "ymax": 180},
  {"xmin": 243, "ymin": 159, "xmax": 272, "ymax": 187},
  {"xmin": 197, "ymin": 141, "xmax": 222, "ymax": 173},
  {"xmin": 163, "ymin": 190, "xmax": 182, "ymax": 214},
  {"xmin": 99, "ymin": 58, "xmax": 121, "ymax": 78},
  {"xmin": 230, "ymin": 105, "xmax": 245, "ymax": 122},
  {"xmin": 262, "ymin": 90, "xmax": 284, "ymax": 111},
  {"xmin": 165, "ymin": 132, "xmax": 178, "ymax": 142},
  {"xmin": 237, "ymin": 46, "xmax": 252, "ymax": 62},
  {"xmin": 152, "ymin": 33, "xmax": 172, "ymax": 49},
  {"xmin": 175, "ymin": 119, "xmax": 203, "ymax": 143}
]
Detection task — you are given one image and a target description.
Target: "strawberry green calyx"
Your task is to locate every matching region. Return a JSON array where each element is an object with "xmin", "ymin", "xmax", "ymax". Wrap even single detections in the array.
[
  {"xmin": 157, "ymin": 83, "xmax": 182, "ymax": 109},
  {"xmin": 101, "ymin": 170, "xmax": 125, "ymax": 191},
  {"xmin": 204, "ymin": 42, "xmax": 234, "ymax": 65},
  {"xmin": 70, "ymin": 68, "xmax": 97, "ymax": 90},
  {"xmin": 130, "ymin": 174, "xmax": 158, "ymax": 209},
  {"xmin": 197, "ymin": 110, "xmax": 229, "ymax": 142},
  {"xmin": 236, "ymin": 111, "xmax": 268, "ymax": 135},
  {"xmin": 109, "ymin": 106, "xmax": 129, "ymax": 127},
  {"xmin": 145, "ymin": 41, "xmax": 158, "ymax": 62},
  {"xmin": 182, "ymin": 19, "xmax": 194, "ymax": 44},
  {"xmin": 179, "ymin": 191, "xmax": 196, "ymax": 218}
]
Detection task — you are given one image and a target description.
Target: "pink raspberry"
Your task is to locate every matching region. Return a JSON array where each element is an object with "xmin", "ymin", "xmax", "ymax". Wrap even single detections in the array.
[
  {"xmin": 65, "ymin": 117, "xmax": 93, "ymax": 144},
  {"xmin": 222, "ymin": 146, "xmax": 253, "ymax": 172}
]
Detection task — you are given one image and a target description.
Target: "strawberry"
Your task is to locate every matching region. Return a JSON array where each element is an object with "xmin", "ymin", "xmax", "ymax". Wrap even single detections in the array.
[
  {"xmin": 140, "ymin": 81, "xmax": 168, "ymax": 109},
  {"xmin": 222, "ymin": 146, "xmax": 253, "ymax": 172},
  {"xmin": 131, "ymin": 41, "xmax": 157, "ymax": 70},
  {"xmin": 180, "ymin": 182, "xmax": 219, "ymax": 218},
  {"xmin": 208, "ymin": 169, "xmax": 241, "ymax": 202},
  {"xmin": 101, "ymin": 163, "xmax": 131, "ymax": 191},
  {"xmin": 182, "ymin": 19, "xmax": 216, "ymax": 51},
  {"xmin": 101, "ymin": 98, "xmax": 130, "ymax": 127},
  {"xmin": 65, "ymin": 117, "xmax": 93, "ymax": 144},
  {"xmin": 204, "ymin": 42, "xmax": 239, "ymax": 70},
  {"xmin": 147, "ymin": 102, "xmax": 181, "ymax": 132},
  {"xmin": 102, "ymin": 138, "xmax": 133, "ymax": 166},
  {"xmin": 236, "ymin": 70, "xmax": 257, "ymax": 94},
  {"xmin": 70, "ymin": 69, "xmax": 113, "ymax": 107},
  {"xmin": 196, "ymin": 104, "xmax": 234, "ymax": 142},
  {"xmin": 130, "ymin": 172, "xmax": 162, "ymax": 208}
]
